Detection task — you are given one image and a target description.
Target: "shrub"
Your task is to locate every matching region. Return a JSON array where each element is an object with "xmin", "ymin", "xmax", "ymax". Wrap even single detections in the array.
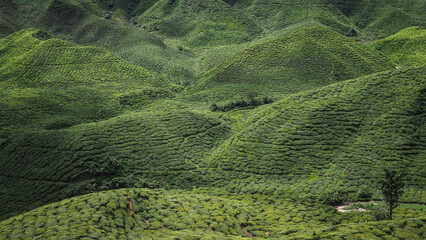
[
  {"xmin": 319, "ymin": 188, "xmax": 348, "ymax": 206},
  {"xmin": 210, "ymin": 97, "xmax": 274, "ymax": 112},
  {"xmin": 356, "ymin": 185, "xmax": 373, "ymax": 201},
  {"xmin": 373, "ymin": 206, "xmax": 389, "ymax": 221}
]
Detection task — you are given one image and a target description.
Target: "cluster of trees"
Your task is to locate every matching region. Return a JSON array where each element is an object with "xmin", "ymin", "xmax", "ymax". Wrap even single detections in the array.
[
  {"xmin": 321, "ymin": 166, "xmax": 405, "ymax": 221},
  {"xmin": 210, "ymin": 97, "xmax": 274, "ymax": 112}
]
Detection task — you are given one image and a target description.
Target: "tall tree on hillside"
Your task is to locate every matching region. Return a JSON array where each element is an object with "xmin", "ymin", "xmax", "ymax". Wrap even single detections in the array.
[{"xmin": 379, "ymin": 166, "xmax": 406, "ymax": 220}]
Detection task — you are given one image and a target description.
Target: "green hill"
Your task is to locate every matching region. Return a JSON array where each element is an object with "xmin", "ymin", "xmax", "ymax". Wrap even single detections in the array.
[
  {"xmin": 0, "ymin": 1, "xmax": 425, "ymax": 238},
  {"xmin": 370, "ymin": 26, "xmax": 426, "ymax": 67},
  {"xmin": 0, "ymin": 107, "xmax": 231, "ymax": 220},
  {"xmin": 137, "ymin": 0, "xmax": 263, "ymax": 47},
  {"xmin": 207, "ymin": 66, "xmax": 426, "ymax": 203},
  {"xmin": 0, "ymin": 0, "xmax": 197, "ymax": 86},
  {"xmin": 0, "ymin": 188, "xmax": 424, "ymax": 239},
  {"xmin": 224, "ymin": 0, "xmax": 358, "ymax": 34},
  {"xmin": 330, "ymin": 0, "xmax": 424, "ymax": 38},
  {"xmin": 187, "ymin": 26, "xmax": 394, "ymax": 104},
  {"xmin": 224, "ymin": 0, "xmax": 423, "ymax": 38},
  {"xmin": 0, "ymin": 28, "xmax": 166, "ymax": 131}
]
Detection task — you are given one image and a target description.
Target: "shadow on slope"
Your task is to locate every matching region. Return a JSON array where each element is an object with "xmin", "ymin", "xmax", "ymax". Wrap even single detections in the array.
[
  {"xmin": 0, "ymin": 0, "xmax": 197, "ymax": 86},
  {"xmin": 208, "ymin": 66, "xmax": 426, "ymax": 203},
  {"xmin": 0, "ymin": 110, "xmax": 231, "ymax": 220},
  {"xmin": 330, "ymin": 0, "xmax": 423, "ymax": 38},
  {"xmin": 224, "ymin": 0, "xmax": 358, "ymax": 34}
]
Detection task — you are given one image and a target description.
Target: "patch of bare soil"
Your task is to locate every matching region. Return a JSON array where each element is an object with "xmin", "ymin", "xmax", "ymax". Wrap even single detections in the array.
[{"xmin": 335, "ymin": 202, "xmax": 371, "ymax": 212}]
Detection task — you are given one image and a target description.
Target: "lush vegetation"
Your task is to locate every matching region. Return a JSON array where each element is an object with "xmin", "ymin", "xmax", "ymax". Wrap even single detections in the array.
[
  {"xmin": 207, "ymin": 66, "xmax": 426, "ymax": 203},
  {"xmin": 187, "ymin": 25, "xmax": 394, "ymax": 104},
  {"xmin": 137, "ymin": 0, "xmax": 262, "ymax": 48},
  {"xmin": 370, "ymin": 26, "xmax": 426, "ymax": 67},
  {"xmin": 0, "ymin": 0, "xmax": 425, "ymax": 239},
  {"xmin": 0, "ymin": 188, "xmax": 425, "ymax": 239}
]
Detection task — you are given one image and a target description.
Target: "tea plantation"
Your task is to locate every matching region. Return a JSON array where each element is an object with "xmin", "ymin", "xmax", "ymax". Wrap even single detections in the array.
[
  {"xmin": 0, "ymin": 188, "xmax": 425, "ymax": 239},
  {"xmin": 187, "ymin": 25, "xmax": 394, "ymax": 104},
  {"xmin": 0, "ymin": 0, "xmax": 425, "ymax": 239},
  {"xmin": 207, "ymin": 66, "xmax": 426, "ymax": 203},
  {"xmin": 370, "ymin": 26, "xmax": 426, "ymax": 67},
  {"xmin": 137, "ymin": 0, "xmax": 263, "ymax": 48}
]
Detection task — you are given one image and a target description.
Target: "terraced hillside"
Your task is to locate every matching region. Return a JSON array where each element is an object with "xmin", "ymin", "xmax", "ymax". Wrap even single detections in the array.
[
  {"xmin": 0, "ymin": 0, "xmax": 196, "ymax": 85},
  {"xmin": 0, "ymin": 0, "xmax": 425, "ymax": 238},
  {"xmin": 224, "ymin": 0, "xmax": 359, "ymax": 34},
  {"xmin": 0, "ymin": 109, "xmax": 231, "ymax": 220},
  {"xmin": 208, "ymin": 66, "xmax": 426, "ymax": 203},
  {"xmin": 0, "ymin": 28, "xmax": 165, "ymax": 131},
  {"xmin": 1, "ymin": 188, "xmax": 425, "ymax": 239},
  {"xmin": 330, "ymin": 0, "xmax": 424, "ymax": 38},
  {"xmin": 188, "ymin": 26, "xmax": 394, "ymax": 104},
  {"xmin": 371, "ymin": 26, "xmax": 426, "ymax": 67},
  {"xmin": 137, "ymin": 0, "xmax": 262, "ymax": 47}
]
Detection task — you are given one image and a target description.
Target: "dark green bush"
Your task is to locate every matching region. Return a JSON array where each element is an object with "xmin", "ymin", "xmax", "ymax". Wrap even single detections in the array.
[
  {"xmin": 210, "ymin": 97, "xmax": 274, "ymax": 112},
  {"xmin": 319, "ymin": 188, "xmax": 348, "ymax": 206},
  {"xmin": 356, "ymin": 185, "xmax": 373, "ymax": 201}
]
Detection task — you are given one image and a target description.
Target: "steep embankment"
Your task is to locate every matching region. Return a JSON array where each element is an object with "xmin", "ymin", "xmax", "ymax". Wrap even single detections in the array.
[
  {"xmin": 137, "ymin": 0, "xmax": 262, "ymax": 47},
  {"xmin": 188, "ymin": 26, "xmax": 394, "ymax": 104},
  {"xmin": 208, "ymin": 66, "xmax": 426, "ymax": 203},
  {"xmin": 370, "ymin": 26, "xmax": 426, "ymax": 67}
]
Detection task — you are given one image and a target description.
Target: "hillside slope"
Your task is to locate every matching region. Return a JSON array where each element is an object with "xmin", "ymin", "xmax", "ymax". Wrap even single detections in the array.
[
  {"xmin": 0, "ymin": 110, "xmax": 231, "ymax": 220},
  {"xmin": 370, "ymin": 26, "xmax": 426, "ymax": 67},
  {"xmin": 225, "ymin": 0, "xmax": 358, "ymax": 34},
  {"xmin": 187, "ymin": 26, "xmax": 394, "ymax": 104},
  {"xmin": 137, "ymin": 0, "xmax": 263, "ymax": 47},
  {"xmin": 0, "ymin": 28, "xmax": 166, "ymax": 131},
  {"xmin": 0, "ymin": 0, "xmax": 197, "ymax": 85},
  {"xmin": 1, "ymin": 188, "xmax": 424, "ymax": 239},
  {"xmin": 208, "ymin": 66, "xmax": 426, "ymax": 203},
  {"xmin": 331, "ymin": 0, "xmax": 424, "ymax": 38}
]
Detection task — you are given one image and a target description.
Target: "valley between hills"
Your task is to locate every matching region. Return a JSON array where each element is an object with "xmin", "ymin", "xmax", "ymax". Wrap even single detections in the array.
[{"xmin": 0, "ymin": 0, "xmax": 425, "ymax": 239}]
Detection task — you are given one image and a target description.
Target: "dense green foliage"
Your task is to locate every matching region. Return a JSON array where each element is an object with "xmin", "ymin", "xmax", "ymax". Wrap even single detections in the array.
[
  {"xmin": 0, "ymin": 28, "xmax": 162, "ymax": 131},
  {"xmin": 0, "ymin": 109, "xmax": 231, "ymax": 219},
  {"xmin": 0, "ymin": 0, "xmax": 425, "ymax": 239},
  {"xmin": 371, "ymin": 26, "xmax": 426, "ymax": 67},
  {"xmin": 188, "ymin": 26, "xmax": 394, "ymax": 104},
  {"xmin": 137, "ymin": 0, "xmax": 262, "ymax": 47},
  {"xmin": 225, "ymin": 0, "xmax": 359, "ymax": 34},
  {"xmin": 0, "ymin": 0, "xmax": 196, "ymax": 85},
  {"xmin": 330, "ymin": 0, "xmax": 424, "ymax": 38},
  {"xmin": 208, "ymin": 67, "xmax": 426, "ymax": 203},
  {"xmin": 0, "ymin": 188, "xmax": 425, "ymax": 239},
  {"xmin": 380, "ymin": 166, "xmax": 406, "ymax": 220}
]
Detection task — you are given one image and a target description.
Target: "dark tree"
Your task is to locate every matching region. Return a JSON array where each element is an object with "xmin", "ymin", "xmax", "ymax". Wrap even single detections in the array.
[{"xmin": 379, "ymin": 166, "xmax": 405, "ymax": 220}]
